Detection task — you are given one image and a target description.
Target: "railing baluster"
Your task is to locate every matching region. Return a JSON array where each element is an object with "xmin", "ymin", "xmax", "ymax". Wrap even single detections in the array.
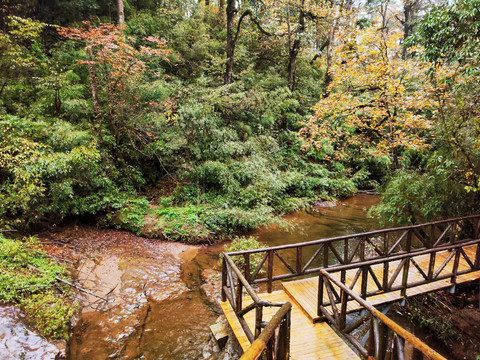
[
  {"xmin": 296, "ymin": 247, "xmax": 302, "ymax": 275},
  {"xmin": 317, "ymin": 272, "xmax": 324, "ymax": 316},
  {"xmin": 236, "ymin": 277, "xmax": 243, "ymax": 313},
  {"xmin": 243, "ymin": 253, "xmax": 251, "ymax": 283},
  {"xmin": 255, "ymin": 305, "xmax": 263, "ymax": 338},
  {"xmin": 451, "ymin": 249, "xmax": 461, "ymax": 287},
  {"xmin": 267, "ymin": 250, "xmax": 274, "ymax": 293},
  {"xmin": 221, "ymin": 258, "xmax": 227, "ymax": 302},
  {"xmin": 401, "ymin": 230, "xmax": 412, "ymax": 298}
]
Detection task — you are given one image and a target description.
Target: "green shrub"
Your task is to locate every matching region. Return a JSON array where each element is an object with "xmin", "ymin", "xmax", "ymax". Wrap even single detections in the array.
[{"xmin": 222, "ymin": 236, "xmax": 266, "ymax": 272}]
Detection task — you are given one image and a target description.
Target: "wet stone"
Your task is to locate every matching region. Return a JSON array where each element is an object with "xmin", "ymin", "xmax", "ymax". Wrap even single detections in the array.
[{"xmin": 0, "ymin": 305, "xmax": 65, "ymax": 360}]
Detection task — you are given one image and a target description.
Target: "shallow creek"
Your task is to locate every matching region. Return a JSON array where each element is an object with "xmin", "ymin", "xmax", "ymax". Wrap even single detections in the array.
[{"xmin": 6, "ymin": 194, "xmax": 381, "ymax": 359}]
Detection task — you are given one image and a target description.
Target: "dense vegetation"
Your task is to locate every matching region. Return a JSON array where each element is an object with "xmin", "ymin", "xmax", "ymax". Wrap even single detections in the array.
[
  {"xmin": 1, "ymin": 0, "xmax": 480, "ymax": 240},
  {"xmin": 0, "ymin": 234, "xmax": 77, "ymax": 339}
]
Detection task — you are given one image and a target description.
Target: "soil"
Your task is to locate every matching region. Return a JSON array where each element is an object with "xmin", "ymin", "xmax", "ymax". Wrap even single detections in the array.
[{"xmin": 395, "ymin": 283, "xmax": 480, "ymax": 360}]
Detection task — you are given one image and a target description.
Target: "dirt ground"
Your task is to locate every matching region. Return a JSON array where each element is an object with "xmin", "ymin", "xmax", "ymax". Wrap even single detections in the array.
[{"xmin": 395, "ymin": 282, "xmax": 480, "ymax": 360}]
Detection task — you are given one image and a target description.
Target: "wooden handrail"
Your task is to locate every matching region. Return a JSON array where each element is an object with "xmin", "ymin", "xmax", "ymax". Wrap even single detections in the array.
[
  {"xmin": 320, "ymin": 269, "xmax": 447, "ymax": 360},
  {"xmin": 225, "ymin": 214, "xmax": 480, "ymax": 256},
  {"xmin": 224, "ymin": 254, "xmax": 261, "ymax": 303},
  {"xmin": 224, "ymin": 215, "xmax": 480, "ymax": 292},
  {"xmin": 222, "ymin": 253, "xmax": 292, "ymax": 359},
  {"xmin": 239, "ymin": 302, "xmax": 292, "ymax": 360},
  {"xmin": 321, "ymin": 238, "xmax": 480, "ymax": 273}
]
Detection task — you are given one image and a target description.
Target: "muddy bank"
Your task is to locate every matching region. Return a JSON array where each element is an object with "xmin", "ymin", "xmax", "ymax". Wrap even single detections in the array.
[{"xmin": 392, "ymin": 283, "xmax": 480, "ymax": 360}]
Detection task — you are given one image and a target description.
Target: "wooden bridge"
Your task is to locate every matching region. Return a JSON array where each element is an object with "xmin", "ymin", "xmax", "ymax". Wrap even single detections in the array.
[{"xmin": 219, "ymin": 215, "xmax": 480, "ymax": 359}]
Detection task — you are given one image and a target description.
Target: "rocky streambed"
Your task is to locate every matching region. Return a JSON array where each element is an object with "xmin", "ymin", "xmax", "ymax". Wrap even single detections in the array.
[{"xmin": 2, "ymin": 225, "xmax": 239, "ymax": 360}]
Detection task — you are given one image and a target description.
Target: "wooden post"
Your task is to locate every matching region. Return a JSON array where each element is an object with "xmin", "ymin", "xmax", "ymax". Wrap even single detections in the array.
[
  {"xmin": 244, "ymin": 253, "xmax": 251, "ymax": 283},
  {"xmin": 318, "ymin": 272, "xmax": 324, "ymax": 317},
  {"xmin": 236, "ymin": 278, "xmax": 243, "ymax": 313},
  {"xmin": 383, "ymin": 260, "xmax": 389, "ymax": 291},
  {"xmin": 360, "ymin": 237, "xmax": 368, "ymax": 299},
  {"xmin": 296, "ymin": 247, "xmax": 302, "ymax": 275},
  {"xmin": 340, "ymin": 286, "xmax": 348, "ymax": 330},
  {"xmin": 255, "ymin": 306, "xmax": 263, "ymax": 338},
  {"xmin": 267, "ymin": 250, "xmax": 274, "ymax": 293},
  {"xmin": 428, "ymin": 252, "xmax": 436, "ymax": 280},
  {"xmin": 221, "ymin": 258, "xmax": 227, "ymax": 302},
  {"xmin": 401, "ymin": 230, "xmax": 412, "ymax": 297},
  {"xmin": 277, "ymin": 310, "xmax": 291, "ymax": 360},
  {"xmin": 266, "ymin": 333, "xmax": 275, "ymax": 360},
  {"xmin": 451, "ymin": 249, "xmax": 461, "ymax": 286}
]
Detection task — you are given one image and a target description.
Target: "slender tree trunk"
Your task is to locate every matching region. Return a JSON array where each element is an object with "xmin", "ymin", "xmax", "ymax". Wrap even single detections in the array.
[
  {"xmin": 224, "ymin": 0, "xmax": 235, "ymax": 85},
  {"xmin": 402, "ymin": 0, "xmax": 416, "ymax": 59},
  {"xmin": 118, "ymin": 0, "xmax": 125, "ymax": 26},
  {"xmin": 85, "ymin": 44, "xmax": 101, "ymax": 117},
  {"xmin": 219, "ymin": 0, "xmax": 225, "ymax": 12},
  {"xmin": 287, "ymin": 1, "xmax": 305, "ymax": 91},
  {"xmin": 288, "ymin": 39, "xmax": 300, "ymax": 91},
  {"xmin": 323, "ymin": 24, "xmax": 334, "ymax": 95}
]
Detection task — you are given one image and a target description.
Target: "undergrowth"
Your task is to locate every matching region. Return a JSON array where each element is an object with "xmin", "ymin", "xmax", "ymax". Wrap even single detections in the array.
[{"xmin": 0, "ymin": 234, "xmax": 77, "ymax": 339}]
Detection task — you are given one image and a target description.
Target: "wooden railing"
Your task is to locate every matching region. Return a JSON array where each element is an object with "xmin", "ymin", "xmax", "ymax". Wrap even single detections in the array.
[
  {"xmin": 221, "ymin": 254, "xmax": 291, "ymax": 360},
  {"xmin": 318, "ymin": 269, "xmax": 447, "ymax": 360},
  {"xmin": 225, "ymin": 215, "xmax": 480, "ymax": 293}
]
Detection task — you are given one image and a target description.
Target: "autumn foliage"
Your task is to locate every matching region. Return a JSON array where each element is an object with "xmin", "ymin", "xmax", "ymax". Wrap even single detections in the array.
[{"xmin": 301, "ymin": 23, "xmax": 435, "ymax": 163}]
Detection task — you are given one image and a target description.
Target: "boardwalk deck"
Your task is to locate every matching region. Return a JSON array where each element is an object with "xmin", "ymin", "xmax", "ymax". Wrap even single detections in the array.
[
  {"xmin": 283, "ymin": 244, "xmax": 480, "ymax": 322},
  {"xmin": 220, "ymin": 290, "xmax": 360, "ymax": 360}
]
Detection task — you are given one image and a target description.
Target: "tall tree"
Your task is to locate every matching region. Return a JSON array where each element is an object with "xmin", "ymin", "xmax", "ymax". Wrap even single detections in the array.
[
  {"xmin": 224, "ymin": 0, "xmax": 273, "ymax": 85},
  {"xmin": 118, "ymin": 0, "xmax": 125, "ymax": 26}
]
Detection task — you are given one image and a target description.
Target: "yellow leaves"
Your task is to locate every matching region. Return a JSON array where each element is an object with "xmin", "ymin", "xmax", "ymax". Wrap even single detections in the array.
[{"xmin": 301, "ymin": 22, "xmax": 436, "ymax": 161}]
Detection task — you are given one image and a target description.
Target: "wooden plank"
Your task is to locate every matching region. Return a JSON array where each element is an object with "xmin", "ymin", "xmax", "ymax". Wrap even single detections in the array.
[{"xmin": 220, "ymin": 290, "xmax": 360, "ymax": 360}]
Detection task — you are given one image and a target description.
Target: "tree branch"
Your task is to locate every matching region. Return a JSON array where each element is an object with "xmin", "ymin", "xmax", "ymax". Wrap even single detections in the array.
[{"xmin": 234, "ymin": 9, "xmax": 274, "ymax": 44}]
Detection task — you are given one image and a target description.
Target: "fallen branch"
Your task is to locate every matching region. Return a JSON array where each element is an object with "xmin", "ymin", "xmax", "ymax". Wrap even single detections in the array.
[{"xmin": 27, "ymin": 264, "xmax": 108, "ymax": 301}]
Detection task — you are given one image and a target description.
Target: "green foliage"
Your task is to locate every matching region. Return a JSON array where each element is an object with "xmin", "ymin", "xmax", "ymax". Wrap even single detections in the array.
[
  {"xmin": 0, "ymin": 235, "xmax": 77, "ymax": 339},
  {"xmin": 1, "ymin": 6, "xmax": 359, "ymax": 240},
  {"xmin": 22, "ymin": 292, "xmax": 76, "ymax": 340},
  {"xmin": 411, "ymin": 0, "xmax": 480, "ymax": 64},
  {"xmin": 371, "ymin": 154, "xmax": 479, "ymax": 226},
  {"xmin": 406, "ymin": 293, "xmax": 462, "ymax": 345},
  {"xmin": 114, "ymin": 198, "xmax": 150, "ymax": 234},
  {"xmin": 223, "ymin": 236, "xmax": 266, "ymax": 271},
  {"xmin": 0, "ymin": 115, "xmax": 131, "ymax": 227}
]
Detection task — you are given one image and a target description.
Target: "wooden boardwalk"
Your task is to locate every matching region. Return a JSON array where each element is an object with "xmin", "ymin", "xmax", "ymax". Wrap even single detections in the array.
[
  {"xmin": 283, "ymin": 244, "xmax": 480, "ymax": 322},
  {"xmin": 220, "ymin": 217, "xmax": 480, "ymax": 359},
  {"xmin": 220, "ymin": 290, "xmax": 360, "ymax": 360}
]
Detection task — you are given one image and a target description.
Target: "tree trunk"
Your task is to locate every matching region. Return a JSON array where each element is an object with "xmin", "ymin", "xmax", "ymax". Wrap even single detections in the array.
[
  {"xmin": 224, "ymin": 0, "xmax": 235, "ymax": 85},
  {"xmin": 288, "ymin": 39, "xmax": 300, "ymax": 91},
  {"xmin": 219, "ymin": 0, "xmax": 225, "ymax": 12},
  {"xmin": 402, "ymin": 0, "xmax": 417, "ymax": 59},
  {"xmin": 85, "ymin": 44, "xmax": 101, "ymax": 117},
  {"xmin": 323, "ymin": 24, "xmax": 334, "ymax": 96},
  {"xmin": 287, "ymin": 1, "xmax": 305, "ymax": 91},
  {"xmin": 118, "ymin": 0, "xmax": 125, "ymax": 26}
]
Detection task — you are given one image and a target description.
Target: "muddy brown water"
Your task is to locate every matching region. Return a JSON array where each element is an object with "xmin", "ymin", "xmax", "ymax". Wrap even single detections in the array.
[{"xmin": 12, "ymin": 195, "xmax": 380, "ymax": 359}]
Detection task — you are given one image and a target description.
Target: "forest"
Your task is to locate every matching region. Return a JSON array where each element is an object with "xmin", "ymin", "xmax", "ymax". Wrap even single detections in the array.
[
  {"xmin": 1, "ymin": 0, "xmax": 480, "ymax": 239},
  {"xmin": 1, "ymin": 0, "xmax": 480, "ymax": 357}
]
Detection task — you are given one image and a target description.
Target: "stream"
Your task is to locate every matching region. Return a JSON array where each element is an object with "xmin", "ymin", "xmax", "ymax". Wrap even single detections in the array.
[{"xmin": 4, "ymin": 194, "xmax": 380, "ymax": 359}]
